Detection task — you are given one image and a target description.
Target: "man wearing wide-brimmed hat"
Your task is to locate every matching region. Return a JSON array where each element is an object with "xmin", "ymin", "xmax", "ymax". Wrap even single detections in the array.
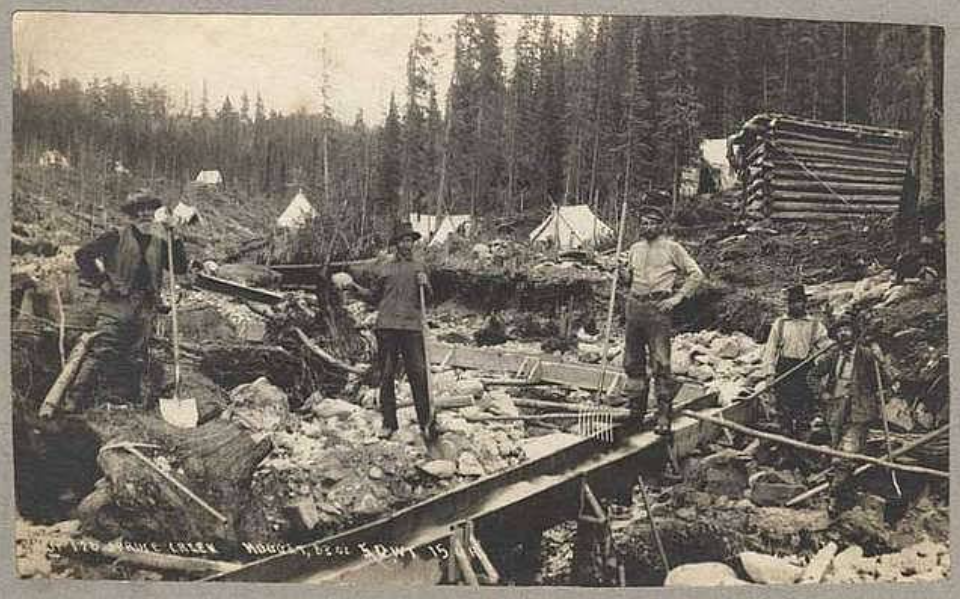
[
  {"xmin": 621, "ymin": 205, "xmax": 704, "ymax": 435},
  {"xmin": 70, "ymin": 192, "xmax": 189, "ymax": 410},
  {"xmin": 762, "ymin": 284, "xmax": 831, "ymax": 439},
  {"xmin": 350, "ymin": 221, "xmax": 437, "ymax": 443}
]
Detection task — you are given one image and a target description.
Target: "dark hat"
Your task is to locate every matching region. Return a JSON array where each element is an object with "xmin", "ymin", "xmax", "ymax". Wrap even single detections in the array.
[
  {"xmin": 636, "ymin": 205, "xmax": 667, "ymax": 223},
  {"xmin": 785, "ymin": 284, "xmax": 808, "ymax": 302},
  {"xmin": 390, "ymin": 221, "xmax": 422, "ymax": 244},
  {"xmin": 120, "ymin": 192, "xmax": 163, "ymax": 216}
]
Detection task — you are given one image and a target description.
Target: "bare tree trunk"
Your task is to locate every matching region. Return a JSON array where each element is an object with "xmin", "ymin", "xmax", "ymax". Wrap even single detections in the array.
[
  {"xmin": 918, "ymin": 25, "xmax": 938, "ymax": 234},
  {"xmin": 841, "ymin": 23, "xmax": 848, "ymax": 122}
]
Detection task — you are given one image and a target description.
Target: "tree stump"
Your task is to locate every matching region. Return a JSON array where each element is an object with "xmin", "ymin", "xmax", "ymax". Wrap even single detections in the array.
[{"xmin": 77, "ymin": 410, "xmax": 272, "ymax": 549}]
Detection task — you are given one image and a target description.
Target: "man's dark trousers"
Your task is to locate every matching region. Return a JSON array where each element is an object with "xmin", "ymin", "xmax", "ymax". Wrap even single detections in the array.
[{"xmin": 376, "ymin": 328, "xmax": 431, "ymax": 431}]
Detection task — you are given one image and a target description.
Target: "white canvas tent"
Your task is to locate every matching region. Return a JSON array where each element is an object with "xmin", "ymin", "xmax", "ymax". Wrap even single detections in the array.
[
  {"xmin": 195, "ymin": 170, "xmax": 223, "ymax": 186},
  {"xmin": 529, "ymin": 204, "xmax": 613, "ymax": 249},
  {"xmin": 277, "ymin": 189, "xmax": 317, "ymax": 230},
  {"xmin": 409, "ymin": 213, "xmax": 473, "ymax": 246},
  {"xmin": 39, "ymin": 150, "xmax": 70, "ymax": 168},
  {"xmin": 700, "ymin": 138, "xmax": 738, "ymax": 190}
]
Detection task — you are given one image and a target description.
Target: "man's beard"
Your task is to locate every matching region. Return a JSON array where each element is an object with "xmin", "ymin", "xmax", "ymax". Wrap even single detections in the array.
[{"xmin": 639, "ymin": 226, "xmax": 662, "ymax": 240}]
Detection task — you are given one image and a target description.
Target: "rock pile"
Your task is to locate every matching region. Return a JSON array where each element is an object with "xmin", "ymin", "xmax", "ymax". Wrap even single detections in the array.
[{"xmin": 239, "ymin": 377, "xmax": 527, "ymax": 540}]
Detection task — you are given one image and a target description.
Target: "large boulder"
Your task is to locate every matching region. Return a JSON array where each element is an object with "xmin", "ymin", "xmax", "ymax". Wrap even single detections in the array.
[
  {"xmin": 229, "ymin": 377, "xmax": 290, "ymax": 433},
  {"xmin": 739, "ymin": 551, "xmax": 802, "ymax": 584},
  {"xmin": 664, "ymin": 562, "xmax": 748, "ymax": 587}
]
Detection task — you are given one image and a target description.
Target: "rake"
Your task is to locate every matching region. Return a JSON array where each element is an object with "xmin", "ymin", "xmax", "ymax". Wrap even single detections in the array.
[{"xmin": 577, "ymin": 195, "xmax": 629, "ymax": 444}]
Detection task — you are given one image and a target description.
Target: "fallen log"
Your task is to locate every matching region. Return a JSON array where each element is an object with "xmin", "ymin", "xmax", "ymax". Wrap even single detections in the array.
[
  {"xmin": 785, "ymin": 424, "xmax": 949, "ymax": 507},
  {"xmin": 680, "ymin": 410, "xmax": 948, "ymax": 479},
  {"xmin": 81, "ymin": 540, "xmax": 242, "ymax": 575},
  {"xmin": 396, "ymin": 394, "xmax": 474, "ymax": 410},
  {"xmin": 194, "ymin": 272, "xmax": 285, "ymax": 305},
  {"xmin": 38, "ymin": 330, "xmax": 104, "ymax": 418},
  {"xmin": 293, "ymin": 327, "xmax": 367, "ymax": 376}
]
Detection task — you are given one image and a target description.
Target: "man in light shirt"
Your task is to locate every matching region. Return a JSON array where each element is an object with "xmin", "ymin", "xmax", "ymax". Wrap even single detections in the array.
[
  {"xmin": 620, "ymin": 206, "xmax": 704, "ymax": 435},
  {"xmin": 762, "ymin": 284, "xmax": 831, "ymax": 439}
]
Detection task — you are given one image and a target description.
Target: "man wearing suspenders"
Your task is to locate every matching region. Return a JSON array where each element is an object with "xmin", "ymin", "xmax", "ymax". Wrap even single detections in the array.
[{"xmin": 762, "ymin": 285, "xmax": 831, "ymax": 439}]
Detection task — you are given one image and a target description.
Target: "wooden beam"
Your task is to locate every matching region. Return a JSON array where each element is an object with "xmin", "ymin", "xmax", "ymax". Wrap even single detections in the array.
[
  {"xmin": 771, "ymin": 211, "xmax": 892, "ymax": 221},
  {"xmin": 771, "ymin": 137, "xmax": 909, "ymax": 161},
  {"xmin": 772, "ymin": 129, "xmax": 905, "ymax": 150},
  {"xmin": 769, "ymin": 144, "xmax": 908, "ymax": 168},
  {"xmin": 771, "ymin": 190, "xmax": 901, "ymax": 203},
  {"xmin": 769, "ymin": 168, "xmax": 904, "ymax": 185},
  {"xmin": 772, "ymin": 203, "xmax": 897, "ymax": 216},
  {"xmin": 761, "ymin": 160, "xmax": 905, "ymax": 178},
  {"xmin": 770, "ymin": 116, "xmax": 912, "ymax": 143},
  {"xmin": 769, "ymin": 179, "xmax": 902, "ymax": 194},
  {"xmin": 680, "ymin": 409, "xmax": 949, "ymax": 479},
  {"xmin": 194, "ymin": 272, "xmax": 285, "ymax": 305}
]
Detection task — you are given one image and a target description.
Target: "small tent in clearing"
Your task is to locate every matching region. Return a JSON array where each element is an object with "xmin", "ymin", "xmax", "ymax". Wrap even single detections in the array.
[
  {"xmin": 195, "ymin": 170, "xmax": 223, "ymax": 186},
  {"xmin": 700, "ymin": 138, "xmax": 738, "ymax": 191},
  {"xmin": 409, "ymin": 213, "xmax": 473, "ymax": 246},
  {"xmin": 277, "ymin": 189, "xmax": 317, "ymax": 230},
  {"xmin": 529, "ymin": 205, "xmax": 613, "ymax": 249}
]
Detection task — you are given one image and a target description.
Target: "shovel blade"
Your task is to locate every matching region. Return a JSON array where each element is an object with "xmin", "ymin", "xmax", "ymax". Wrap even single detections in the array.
[{"xmin": 159, "ymin": 396, "xmax": 199, "ymax": 429}]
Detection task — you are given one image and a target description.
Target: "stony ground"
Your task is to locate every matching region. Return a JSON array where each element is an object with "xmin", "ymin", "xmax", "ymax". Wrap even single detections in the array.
[{"xmin": 11, "ymin": 166, "xmax": 950, "ymax": 585}]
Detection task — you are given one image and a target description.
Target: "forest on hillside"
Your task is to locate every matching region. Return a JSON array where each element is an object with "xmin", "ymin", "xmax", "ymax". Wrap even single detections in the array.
[{"xmin": 12, "ymin": 15, "xmax": 944, "ymax": 240}]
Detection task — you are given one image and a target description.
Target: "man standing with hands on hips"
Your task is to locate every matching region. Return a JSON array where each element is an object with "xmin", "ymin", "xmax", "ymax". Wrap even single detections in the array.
[
  {"xmin": 350, "ymin": 221, "xmax": 438, "ymax": 443},
  {"xmin": 620, "ymin": 206, "xmax": 704, "ymax": 435}
]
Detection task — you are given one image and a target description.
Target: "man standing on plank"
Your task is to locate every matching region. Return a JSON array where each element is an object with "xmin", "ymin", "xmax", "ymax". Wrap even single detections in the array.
[{"xmin": 620, "ymin": 206, "xmax": 704, "ymax": 435}]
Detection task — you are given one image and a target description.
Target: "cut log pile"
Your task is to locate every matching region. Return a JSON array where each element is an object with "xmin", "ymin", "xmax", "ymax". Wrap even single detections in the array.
[{"xmin": 735, "ymin": 113, "xmax": 913, "ymax": 221}]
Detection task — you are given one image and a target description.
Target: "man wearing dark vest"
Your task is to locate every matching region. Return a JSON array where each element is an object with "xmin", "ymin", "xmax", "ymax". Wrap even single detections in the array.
[{"xmin": 71, "ymin": 193, "xmax": 188, "ymax": 409}]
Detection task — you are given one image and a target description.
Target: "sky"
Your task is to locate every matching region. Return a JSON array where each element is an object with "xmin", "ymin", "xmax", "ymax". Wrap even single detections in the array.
[{"xmin": 12, "ymin": 12, "xmax": 579, "ymax": 124}]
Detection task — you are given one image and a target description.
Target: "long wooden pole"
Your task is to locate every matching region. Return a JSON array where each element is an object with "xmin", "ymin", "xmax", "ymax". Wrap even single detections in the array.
[
  {"xmin": 786, "ymin": 424, "xmax": 949, "ymax": 507},
  {"xmin": 873, "ymin": 360, "xmax": 902, "ymax": 497},
  {"xmin": 680, "ymin": 409, "xmax": 949, "ymax": 479},
  {"xmin": 595, "ymin": 197, "xmax": 630, "ymax": 400}
]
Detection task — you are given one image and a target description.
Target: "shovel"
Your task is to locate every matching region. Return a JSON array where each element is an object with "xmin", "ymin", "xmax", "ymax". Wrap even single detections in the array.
[{"xmin": 159, "ymin": 225, "xmax": 198, "ymax": 429}]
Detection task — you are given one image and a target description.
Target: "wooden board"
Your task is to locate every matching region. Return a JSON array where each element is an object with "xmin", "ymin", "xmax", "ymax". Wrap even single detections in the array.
[{"xmin": 426, "ymin": 341, "xmax": 626, "ymax": 394}]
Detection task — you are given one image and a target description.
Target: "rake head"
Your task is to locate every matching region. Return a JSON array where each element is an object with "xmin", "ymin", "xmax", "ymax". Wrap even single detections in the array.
[{"xmin": 576, "ymin": 401, "xmax": 616, "ymax": 443}]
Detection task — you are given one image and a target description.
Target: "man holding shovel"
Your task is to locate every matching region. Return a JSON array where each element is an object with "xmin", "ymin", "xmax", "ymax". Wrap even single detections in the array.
[
  {"xmin": 71, "ymin": 193, "xmax": 190, "ymax": 410},
  {"xmin": 817, "ymin": 313, "xmax": 894, "ymax": 515},
  {"xmin": 349, "ymin": 222, "xmax": 438, "ymax": 443}
]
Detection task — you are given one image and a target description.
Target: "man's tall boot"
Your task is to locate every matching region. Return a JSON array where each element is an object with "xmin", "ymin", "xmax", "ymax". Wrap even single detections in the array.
[
  {"xmin": 623, "ymin": 377, "xmax": 648, "ymax": 425},
  {"xmin": 654, "ymin": 399, "xmax": 672, "ymax": 436}
]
